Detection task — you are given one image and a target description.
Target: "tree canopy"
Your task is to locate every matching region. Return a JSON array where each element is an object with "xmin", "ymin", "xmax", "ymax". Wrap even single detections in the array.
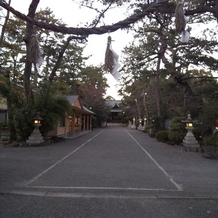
[{"xmin": 117, "ymin": 3, "xmax": 218, "ymax": 133}]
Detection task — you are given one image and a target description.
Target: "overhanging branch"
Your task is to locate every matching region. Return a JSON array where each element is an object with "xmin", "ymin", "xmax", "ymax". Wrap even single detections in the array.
[{"xmin": 0, "ymin": 1, "xmax": 217, "ymax": 35}]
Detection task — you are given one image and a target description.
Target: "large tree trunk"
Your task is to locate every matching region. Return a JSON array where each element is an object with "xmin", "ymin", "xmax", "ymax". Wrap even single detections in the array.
[
  {"xmin": 155, "ymin": 30, "xmax": 168, "ymax": 118},
  {"xmin": 23, "ymin": 0, "xmax": 39, "ymax": 101}
]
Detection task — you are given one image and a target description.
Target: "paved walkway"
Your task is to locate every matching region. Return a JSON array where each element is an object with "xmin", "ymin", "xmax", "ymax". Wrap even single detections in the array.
[
  {"xmin": 1, "ymin": 124, "xmax": 218, "ymax": 217},
  {"xmin": 63, "ymin": 130, "xmax": 92, "ymax": 140}
]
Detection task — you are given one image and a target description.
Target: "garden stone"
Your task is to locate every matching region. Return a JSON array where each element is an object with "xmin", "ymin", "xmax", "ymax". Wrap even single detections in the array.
[
  {"xmin": 214, "ymin": 151, "xmax": 218, "ymax": 159},
  {"xmin": 203, "ymin": 152, "xmax": 214, "ymax": 159}
]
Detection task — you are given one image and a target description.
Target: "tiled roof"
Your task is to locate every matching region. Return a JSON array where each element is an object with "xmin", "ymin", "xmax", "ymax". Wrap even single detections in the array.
[
  {"xmin": 83, "ymin": 105, "xmax": 95, "ymax": 114},
  {"xmin": 66, "ymin": 95, "xmax": 94, "ymax": 114},
  {"xmin": 66, "ymin": 95, "xmax": 79, "ymax": 105},
  {"xmin": 105, "ymin": 100, "xmax": 122, "ymax": 108}
]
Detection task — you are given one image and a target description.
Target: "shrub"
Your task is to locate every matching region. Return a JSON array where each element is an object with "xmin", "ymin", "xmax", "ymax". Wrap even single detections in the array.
[
  {"xmin": 203, "ymin": 134, "xmax": 218, "ymax": 147},
  {"xmin": 155, "ymin": 130, "xmax": 168, "ymax": 142},
  {"xmin": 168, "ymin": 116, "xmax": 186, "ymax": 145},
  {"xmin": 144, "ymin": 124, "xmax": 151, "ymax": 133},
  {"xmin": 192, "ymin": 126, "xmax": 203, "ymax": 141},
  {"xmin": 168, "ymin": 131, "xmax": 186, "ymax": 145},
  {"xmin": 148, "ymin": 128, "xmax": 155, "ymax": 137},
  {"xmin": 145, "ymin": 117, "xmax": 163, "ymax": 137},
  {"xmin": 145, "ymin": 124, "xmax": 155, "ymax": 137},
  {"xmin": 150, "ymin": 116, "xmax": 164, "ymax": 133}
]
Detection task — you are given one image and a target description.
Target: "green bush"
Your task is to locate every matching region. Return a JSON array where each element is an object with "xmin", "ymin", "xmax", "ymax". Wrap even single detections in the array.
[
  {"xmin": 150, "ymin": 116, "xmax": 164, "ymax": 133},
  {"xmin": 13, "ymin": 83, "xmax": 72, "ymax": 141},
  {"xmin": 148, "ymin": 128, "xmax": 155, "ymax": 137},
  {"xmin": 203, "ymin": 134, "xmax": 218, "ymax": 147},
  {"xmin": 155, "ymin": 130, "xmax": 168, "ymax": 142},
  {"xmin": 168, "ymin": 116, "xmax": 186, "ymax": 145},
  {"xmin": 192, "ymin": 126, "xmax": 203, "ymax": 141},
  {"xmin": 144, "ymin": 124, "xmax": 152, "ymax": 133},
  {"xmin": 168, "ymin": 131, "xmax": 186, "ymax": 145},
  {"xmin": 145, "ymin": 124, "xmax": 155, "ymax": 137}
]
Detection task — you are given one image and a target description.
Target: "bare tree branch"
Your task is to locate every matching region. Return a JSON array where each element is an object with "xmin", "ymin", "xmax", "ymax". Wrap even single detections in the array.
[
  {"xmin": 90, "ymin": 3, "xmax": 114, "ymax": 27},
  {"xmin": 48, "ymin": 35, "xmax": 87, "ymax": 83}
]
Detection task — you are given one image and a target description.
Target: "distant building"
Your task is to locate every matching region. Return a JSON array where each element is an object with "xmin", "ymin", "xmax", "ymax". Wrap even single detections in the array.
[{"xmin": 105, "ymin": 100, "xmax": 123, "ymax": 123}]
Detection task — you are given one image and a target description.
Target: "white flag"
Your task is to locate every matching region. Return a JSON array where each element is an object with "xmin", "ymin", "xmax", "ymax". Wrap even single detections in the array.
[
  {"xmin": 104, "ymin": 36, "xmax": 121, "ymax": 80},
  {"xmin": 180, "ymin": 30, "xmax": 190, "ymax": 43},
  {"xmin": 109, "ymin": 44, "xmax": 121, "ymax": 80},
  {"xmin": 35, "ymin": 39, "xmax": 44, "ymax": 72}
]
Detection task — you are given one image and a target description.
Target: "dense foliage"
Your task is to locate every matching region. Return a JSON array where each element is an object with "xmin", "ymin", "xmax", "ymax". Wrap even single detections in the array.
[{"xmin": 0, "ymin": 79, "xmax": 72, "ymax": 141}]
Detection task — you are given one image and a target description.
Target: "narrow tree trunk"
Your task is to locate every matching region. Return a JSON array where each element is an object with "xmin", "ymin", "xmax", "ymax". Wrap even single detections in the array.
[
  {"xmin": 48, "ymin": 35, "xmax": 85, "ymax": 83},
  {"xmin": 48, "ymin": 37, "xmax": 71, "ymax": 83},
  {"xmin": 0, "ymin": 0, "xmax": 11, "ymax": 48},
  {"xmin": 34, "ymin": 63, "xmax": 37, "ymax": 88},
  {"xmin": 135, "ymin": 99, "xmax": 141, "ymax": 119},
  {"xmin": 143, "ymin": 90, "xmax": 149, "ymax": 119},
  {"xmin": 155, "ymin": 57, "xmax": 162, "ymax": 117},
  {"xmin": 183, "ymin": 89, "xmax": 186, "ymax": 116}
]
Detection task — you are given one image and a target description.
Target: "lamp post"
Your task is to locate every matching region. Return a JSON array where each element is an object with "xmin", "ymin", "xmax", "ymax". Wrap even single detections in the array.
[
  {"xmin": 182, "ymin": 114, "xmax": 199, "ymax": 151},
  {"xmin": 131, "ymin": 117, "xmax": 136, "ymax": 129},
  {"xmin": 26, "ymin": 112, "xmax": 44, "ymax": 145}
]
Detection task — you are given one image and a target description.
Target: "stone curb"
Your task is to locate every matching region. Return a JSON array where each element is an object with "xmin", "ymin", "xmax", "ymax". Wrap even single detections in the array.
[
  {"xmin": 1, "ymin": 189, "xmax": 218, "ymax": 200},
  {"xmin": 174, "ymin": 144, "xmax": 218, "ymax": 159}
]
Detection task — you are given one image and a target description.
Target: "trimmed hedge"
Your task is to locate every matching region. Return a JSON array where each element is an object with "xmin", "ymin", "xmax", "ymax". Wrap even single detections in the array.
[
  {"xmin": 155, "ymin": 130, "xmax": 168, "ymax": 142},
  {"xmin": 168, "ymin": 131, "xmax": 186, "ymax": 145}
]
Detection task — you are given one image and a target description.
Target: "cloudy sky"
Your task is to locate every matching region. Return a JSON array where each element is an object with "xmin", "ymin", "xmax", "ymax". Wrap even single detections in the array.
[{"xmin": 9, "ymin": 0, "xmax": 134, "ymax": 99}]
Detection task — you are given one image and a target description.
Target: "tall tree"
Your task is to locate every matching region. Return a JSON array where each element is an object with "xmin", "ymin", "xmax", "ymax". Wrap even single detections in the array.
[
  {"xmin": 119, "ymin": 5, "xmax": 218, "ymax": 121},
  {"xmin": 0, "ymin": 17, "xmax": 26, "ymax": 83},
  {"xmin": 0, "ymin": 8, "xmax": 87, "ymax": 93},
  {"xmin": 78, "ymin": 66, "xmax": 109, "ymax": 126}
]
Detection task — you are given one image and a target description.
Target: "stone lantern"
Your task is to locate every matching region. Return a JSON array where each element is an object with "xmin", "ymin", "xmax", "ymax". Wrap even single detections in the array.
[
  {"xmin": 141, "ymin": 117, "xmax": 147, "ymax": 131},
  {"xmin": 138, "ymin": 118, "xmax": 142, "ymax": 131},
  {"xmin": 128, "ymin": 120, "xmax": 132, "ymax": 128},
  {"xmin": 131, "ymin": 117, "xmax": 136, "ymax": 129},
  {"xmin": 182, "ymin": 114, "xmax": 199, "ymax": 151},
  {"xmin": 26, "ymin": 112, "xmax": 44, "ymax": 145}
]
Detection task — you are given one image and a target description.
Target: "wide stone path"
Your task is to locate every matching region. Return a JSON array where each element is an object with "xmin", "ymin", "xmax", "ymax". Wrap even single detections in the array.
[{"xmin": 1, "ymin": 124, "xmax": 218, "ymax": 217}]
